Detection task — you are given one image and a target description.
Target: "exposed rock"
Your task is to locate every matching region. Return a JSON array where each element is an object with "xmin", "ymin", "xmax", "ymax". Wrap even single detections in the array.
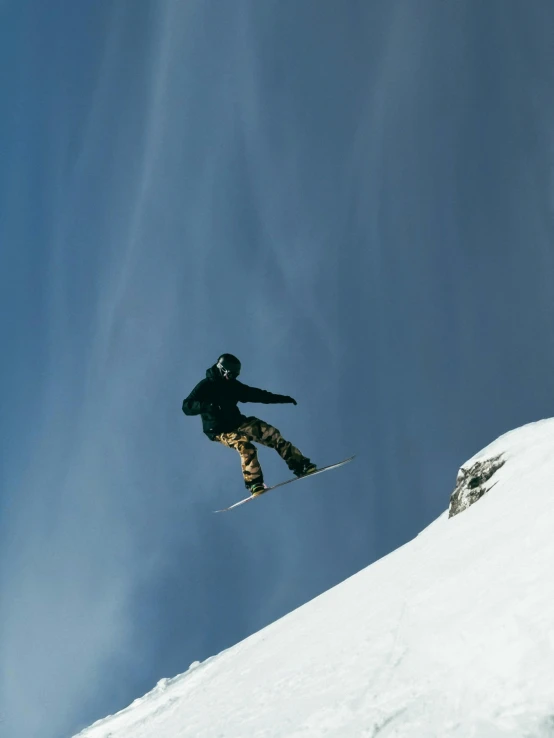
[{"xmin": 448, "ymin": 454, "xmax": 506, "ymax": 518}]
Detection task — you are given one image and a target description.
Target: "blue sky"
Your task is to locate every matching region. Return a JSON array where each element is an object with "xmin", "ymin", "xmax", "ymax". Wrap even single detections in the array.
[{"xmin": 1, "ymin": 2, "xmax": 554, "ymax": 737}]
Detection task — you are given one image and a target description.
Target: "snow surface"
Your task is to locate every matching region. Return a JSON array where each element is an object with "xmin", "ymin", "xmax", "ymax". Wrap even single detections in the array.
[{"xmin": 75, "ymin": 419, "xmax": 554, "ymax": 738}]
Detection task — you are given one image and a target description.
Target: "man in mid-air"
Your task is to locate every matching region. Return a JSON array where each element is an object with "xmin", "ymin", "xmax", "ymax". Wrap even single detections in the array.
[{"xmin": 182, "ymin": 354, "xmax": 316, "ymax": 494}]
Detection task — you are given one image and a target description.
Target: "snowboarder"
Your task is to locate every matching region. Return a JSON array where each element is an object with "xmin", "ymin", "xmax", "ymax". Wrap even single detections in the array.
[{"xmin": 182, "ymin": 354, "xmax": 316, "ymax": 494}]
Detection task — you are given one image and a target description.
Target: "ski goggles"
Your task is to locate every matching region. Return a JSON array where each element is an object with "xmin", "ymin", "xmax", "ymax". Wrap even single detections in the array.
[{"xmin": 217, "ymin": 361, "xmax": 240, "ymax": 380}]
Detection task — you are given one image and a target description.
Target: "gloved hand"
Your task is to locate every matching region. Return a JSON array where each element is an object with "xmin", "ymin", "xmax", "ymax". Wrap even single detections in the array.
[{"xmin": 283, "ymin": 396, "xmax": 297, "ymax": 405}]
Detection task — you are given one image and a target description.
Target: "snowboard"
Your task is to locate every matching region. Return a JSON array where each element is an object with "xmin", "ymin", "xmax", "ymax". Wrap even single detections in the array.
[{"xmin": 214, "ymin": 455, "xmax": 355, "ymax": 513}]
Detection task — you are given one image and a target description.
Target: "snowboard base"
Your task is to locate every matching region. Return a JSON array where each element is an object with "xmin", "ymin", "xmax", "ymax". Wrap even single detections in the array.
[{"xmin": 214, "ymin": 455, "xmax": 355, "ymax": 513}]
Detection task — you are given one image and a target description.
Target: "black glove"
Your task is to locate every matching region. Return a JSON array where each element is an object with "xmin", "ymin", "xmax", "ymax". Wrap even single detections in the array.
[{"xmin": 283, "ymin": 396, "xmax": 297, "ymax": 405}]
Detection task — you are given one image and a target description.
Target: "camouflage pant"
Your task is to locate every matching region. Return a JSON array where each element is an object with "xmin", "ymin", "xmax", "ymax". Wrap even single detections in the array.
[{"xmin": 215, "ymin": 416, "xmax": 308, "ymax": 488}]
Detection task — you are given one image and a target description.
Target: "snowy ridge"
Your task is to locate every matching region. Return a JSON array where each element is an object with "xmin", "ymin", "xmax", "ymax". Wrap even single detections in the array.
[{"xmin": 76, "ymin": 419, "xmax": 554, "ymax": 738}]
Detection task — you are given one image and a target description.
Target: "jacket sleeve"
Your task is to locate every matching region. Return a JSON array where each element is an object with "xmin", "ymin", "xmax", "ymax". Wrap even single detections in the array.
[
  {"xmin": 182, "ymin": 380, "xmax": 212, "ymax": 416},
  {"xmin": 237, "ymin": 382, "xmax": 290, "ymax": 405}
]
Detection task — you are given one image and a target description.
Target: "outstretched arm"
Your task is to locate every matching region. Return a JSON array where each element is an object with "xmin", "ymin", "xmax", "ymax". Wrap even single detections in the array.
[{"xmin": 237, "ymin": 382, "xmax": 297, "ymax": 405}]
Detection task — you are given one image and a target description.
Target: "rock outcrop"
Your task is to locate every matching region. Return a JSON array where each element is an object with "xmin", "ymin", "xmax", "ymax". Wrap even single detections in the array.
[{"xmin": 449, "ymin": 454, "xmax": 505, "ymax": 518}]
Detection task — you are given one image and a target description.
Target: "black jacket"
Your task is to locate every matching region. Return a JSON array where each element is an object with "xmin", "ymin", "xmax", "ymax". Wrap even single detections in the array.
[{"xmin": 182, "ymin": 364, "xmax": 294, "ymax": 440}]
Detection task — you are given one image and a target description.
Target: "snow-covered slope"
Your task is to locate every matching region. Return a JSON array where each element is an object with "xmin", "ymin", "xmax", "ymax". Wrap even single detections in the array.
[{"xmin": 76, "ymin": 419, "xmax": 554, "ymax": 738}]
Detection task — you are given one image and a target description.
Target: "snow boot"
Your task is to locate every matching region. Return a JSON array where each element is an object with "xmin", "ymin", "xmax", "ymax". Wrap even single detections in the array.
[
  {"xmin": 293, "ymin": 460, "xmax": 317, "ymax": 478},
  {"xmin": 249, "ymin": 482, "xmax": 266, "ymax": 496}
]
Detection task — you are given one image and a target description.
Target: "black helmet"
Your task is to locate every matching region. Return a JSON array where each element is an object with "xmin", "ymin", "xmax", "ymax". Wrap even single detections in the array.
[{"xmin": 217, "ymin": 353, "xmax": 241, "ymax": 380}]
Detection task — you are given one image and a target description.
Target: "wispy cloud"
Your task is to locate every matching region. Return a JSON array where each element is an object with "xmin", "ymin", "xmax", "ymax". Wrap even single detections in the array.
[{"xmin": 0, "ymin": 4, "xmax": 192, "ymax": 737}]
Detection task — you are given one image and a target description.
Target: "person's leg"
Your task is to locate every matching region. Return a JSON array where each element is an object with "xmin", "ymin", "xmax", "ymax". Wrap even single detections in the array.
[
  {"xmin": 237, "ymin": 416, "xmax": 313, "ymax": 474},
  {"xmin": 215, "ymin": 430, "xmax": 264, "ymax": 490}
]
